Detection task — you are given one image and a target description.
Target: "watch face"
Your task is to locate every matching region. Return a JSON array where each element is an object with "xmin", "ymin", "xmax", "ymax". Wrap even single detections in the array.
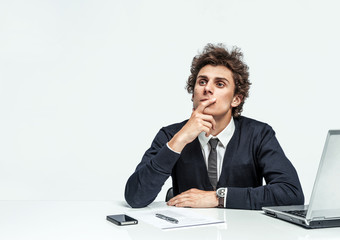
[{"xmin": 217, "ymin": 188, "xmax": 225, "ymax": 197}]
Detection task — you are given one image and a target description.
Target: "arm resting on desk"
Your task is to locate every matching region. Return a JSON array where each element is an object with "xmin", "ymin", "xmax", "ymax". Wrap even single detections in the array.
[
  {"xmin": 125, "ymin": 129, "xmax": 180, "ymax": 208},
  {"xmin": 225, "ymin": 127, "xmax": 304, "ymax": 209}
]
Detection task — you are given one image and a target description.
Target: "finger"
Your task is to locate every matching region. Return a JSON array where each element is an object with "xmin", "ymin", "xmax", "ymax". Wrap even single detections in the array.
[
  {"xmin": 201, "ymin": 121, "xmax": 213, "ymax": 131},
  {"xmin": 200, "ymin": 114, "xmax": 216, "ymax": 130},
  {"xmin": 190, "ymin": 112, "xmax": 216, "ymax": 131},
  {"xmin": 174, "ymin": 196, "xmax": 192, "ymax": 205},
  {"xmin": 173, "ymin": 193, "xmax": 199, "ymax": 207},
  {"xmin": 175, "ymin": 201, "xmax": 194, "ymax": 208},
  {"xmin": 167, "ymin": 188, "xmax": 198, "ymax": 203},
  {"xmin": 168, "ymin": 196, "xmax": 187, "ymax": 206},
  {"xmin": 168, "ymin": 190, "xmax": 200, "ymax": 206},
  {"xmin": 202, "ymin": 126, "xmax": 212, "ymax": 137},
  {"xmin": 195, "ymin": 98, "xmax": 216, "ymax": 113},
  {"xmin": 167, "ymin": 194, "xmax": 182, "ymax": 205},
  {"xmin": 167, "ymin": 190, "xmax": 192, "ymax": 203},
  {"xmin": 197, "ymin": 120, "xmax": 214, "ymax": 137}
]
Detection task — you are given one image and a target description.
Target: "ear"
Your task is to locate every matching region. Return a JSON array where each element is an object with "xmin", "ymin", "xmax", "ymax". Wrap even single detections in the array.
[
  {"xmin": 191, "ymin": 93, "xmax": 194, "ymax": 102},
  {"xmin": 231, "ymin": 94, "xmax": 242, "ymax": 108}
]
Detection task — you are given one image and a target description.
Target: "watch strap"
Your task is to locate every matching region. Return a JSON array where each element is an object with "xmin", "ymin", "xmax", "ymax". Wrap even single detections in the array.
[
  {"xmin": 218, "ymin": 196, "xmax": 224, "ymax": 208},
  {"xmin": 216, "ymin": 188, "xmax": 226, "ymax": 208}
]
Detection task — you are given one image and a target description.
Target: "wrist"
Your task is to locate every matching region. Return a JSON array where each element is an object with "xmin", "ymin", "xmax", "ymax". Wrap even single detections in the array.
[
  {"xmin": 168, "ymin": 131, "xmax": 190, "ymax": 152},
  {"xmin": 216, "ymin": 188, "xmax": 227, "ymax": 208},
  {"xmin": 213, "ymin": 191, "xmax": 219, "ymax": 207}
]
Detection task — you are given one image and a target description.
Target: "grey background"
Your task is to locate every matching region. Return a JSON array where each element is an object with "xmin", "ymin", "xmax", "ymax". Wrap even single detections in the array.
[{"xmin": 1, "ymin": 0, "xmax": 339, "ymax": 203}]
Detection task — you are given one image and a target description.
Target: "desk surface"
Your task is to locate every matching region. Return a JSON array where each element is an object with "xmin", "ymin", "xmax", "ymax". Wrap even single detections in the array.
[{"xmin": 1, "ymin": 200, "xmax": 340, "ymax": 240}]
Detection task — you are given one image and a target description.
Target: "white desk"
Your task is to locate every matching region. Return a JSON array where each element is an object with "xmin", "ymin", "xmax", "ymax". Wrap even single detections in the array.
[{"xmin": 1, "ymin": 200, "xmax": 340, "ymax": 240}]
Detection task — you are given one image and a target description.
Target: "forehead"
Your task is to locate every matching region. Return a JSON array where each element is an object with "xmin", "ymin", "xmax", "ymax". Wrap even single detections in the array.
[{"xmin": 197, "ymin": 65, "xmax": 234, "ymax": 82}]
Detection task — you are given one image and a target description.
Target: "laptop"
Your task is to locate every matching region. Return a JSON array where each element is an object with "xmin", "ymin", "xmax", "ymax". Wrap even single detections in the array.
[{"xmin": 263, "ymin": 130, "xmax": 340, "ymax": 229}]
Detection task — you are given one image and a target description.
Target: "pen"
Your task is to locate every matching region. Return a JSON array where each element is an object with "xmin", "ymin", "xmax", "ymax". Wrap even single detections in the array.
[{"xmin": 155, "ymin": 213, "xmax": 179, "ymax": 224}]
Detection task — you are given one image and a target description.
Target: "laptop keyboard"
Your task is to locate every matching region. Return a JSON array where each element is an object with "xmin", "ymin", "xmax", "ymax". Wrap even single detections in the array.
[{"xmin": 284, "ymin": 210, "xmax": 307, "ymax": 218}]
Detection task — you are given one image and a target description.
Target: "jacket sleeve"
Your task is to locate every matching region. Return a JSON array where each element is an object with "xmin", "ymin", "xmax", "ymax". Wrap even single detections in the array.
[
  {"xmin": 124, "ymin": 128, "xmax": 180, "ymax": 208},
  {"xmin": 226, "ymin": 125, "xmax": 304, "ymax": 210}
]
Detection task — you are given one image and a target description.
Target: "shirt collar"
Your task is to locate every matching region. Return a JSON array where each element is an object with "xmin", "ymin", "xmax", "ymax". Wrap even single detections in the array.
[{"xmin": 198, "ymin": 117, "xmax": 235, "ymax": 148}]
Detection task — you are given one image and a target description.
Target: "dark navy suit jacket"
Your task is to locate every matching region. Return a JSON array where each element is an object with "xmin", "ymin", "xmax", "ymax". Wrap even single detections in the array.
[{"xmin": 125, "ymin": 116, "xmax": 304, "ymax": 209}]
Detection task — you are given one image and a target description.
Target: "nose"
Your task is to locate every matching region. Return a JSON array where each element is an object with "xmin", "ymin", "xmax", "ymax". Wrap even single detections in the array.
[{"xmin": 204, "ymin": 81, "xmax": 213, "ymax": 95}]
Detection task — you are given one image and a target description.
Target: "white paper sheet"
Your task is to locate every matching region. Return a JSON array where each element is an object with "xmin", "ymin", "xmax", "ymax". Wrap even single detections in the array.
[{"xmin": 128, "ymin": 204, "xmax": 225, "ymax": 230}]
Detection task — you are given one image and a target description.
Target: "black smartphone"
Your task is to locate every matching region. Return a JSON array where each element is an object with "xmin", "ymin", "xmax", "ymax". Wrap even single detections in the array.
[{"xmin": 106, "ymin": 214, "xmax": 138, "ymax": 226}]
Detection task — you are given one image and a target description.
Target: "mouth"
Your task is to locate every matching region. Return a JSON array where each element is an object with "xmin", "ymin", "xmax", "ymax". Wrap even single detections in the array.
[{"xmin": 200, "ymin": 98, "xmax": 217, "ymax": 105}]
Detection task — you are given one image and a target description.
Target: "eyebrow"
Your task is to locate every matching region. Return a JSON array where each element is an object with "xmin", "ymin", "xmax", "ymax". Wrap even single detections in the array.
[{"xmin": 197, "ymin": 75, "xmax": 230, "ymax": 83}]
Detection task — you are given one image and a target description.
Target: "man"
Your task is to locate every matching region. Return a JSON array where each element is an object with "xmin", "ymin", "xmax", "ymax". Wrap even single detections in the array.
[{"xmin": 125, "ymin": 43, "xmax": 304, "ymax": 210}]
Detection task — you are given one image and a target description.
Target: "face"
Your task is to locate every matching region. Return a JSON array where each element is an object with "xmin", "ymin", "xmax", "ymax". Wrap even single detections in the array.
[{"xmin": 192, "ymin": 65, "xmax": 241, "ymax": 120}]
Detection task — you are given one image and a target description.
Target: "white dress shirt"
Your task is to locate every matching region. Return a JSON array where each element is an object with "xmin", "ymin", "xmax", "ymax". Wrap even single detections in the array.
[
  {"xmin": 198, "ymin": 117, "xmax": 235, "ymax": 180},
  {"xmin": 198, "ymin": 117, "xmax": 235, "ymax": 207}
]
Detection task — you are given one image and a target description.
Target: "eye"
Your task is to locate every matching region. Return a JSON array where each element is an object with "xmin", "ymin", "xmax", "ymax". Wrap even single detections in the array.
[
  {"xmin": 216, "ymin": 82, "xmax": 225, "ymax": 87},
  {"xmin": 198, "ymin": 79, "xmax": 207, "ymax": 86}
]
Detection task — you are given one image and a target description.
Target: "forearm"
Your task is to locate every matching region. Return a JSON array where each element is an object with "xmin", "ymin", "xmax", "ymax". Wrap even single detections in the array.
[
  {"xmin": 125, "ymin": 165, "xmax": 169, "ymax": 208},
  {"xmin": 125, "ymin": 145, "xmax": 180, "ymax": 208},
  {"xmin": 226, "ymin": 183, "xmax": 304, "ymax": 210}
]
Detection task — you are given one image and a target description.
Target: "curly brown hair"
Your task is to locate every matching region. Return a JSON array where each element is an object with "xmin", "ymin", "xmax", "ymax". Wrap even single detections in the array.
[{"xmin": 186, "ymin": 43, "xmax": 251, "ymax": 117}]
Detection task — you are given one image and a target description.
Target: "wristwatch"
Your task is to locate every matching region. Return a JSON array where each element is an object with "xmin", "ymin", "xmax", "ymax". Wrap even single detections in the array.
[{"xmin": 216, "ymin": 188, "xmax": 226, "ymax": 208}]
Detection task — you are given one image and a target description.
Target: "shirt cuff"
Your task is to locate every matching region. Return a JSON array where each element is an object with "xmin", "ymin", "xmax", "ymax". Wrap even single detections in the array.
[
  {"xmin": 166, "ymin": 142, "xmax": 181, "ymax": 154},
  {"xmin": 224, "ymin": 188, "xmax": 228, "ymax": 208}
]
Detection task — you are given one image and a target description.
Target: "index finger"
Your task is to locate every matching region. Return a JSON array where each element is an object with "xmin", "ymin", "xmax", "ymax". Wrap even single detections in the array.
[{"xmin": 195, "ymin": 98, "xmax": 216, "ymax": 113}]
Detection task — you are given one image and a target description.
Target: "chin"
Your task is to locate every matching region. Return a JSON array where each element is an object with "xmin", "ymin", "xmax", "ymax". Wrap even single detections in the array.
[{"xmin": 206, "ymin": 108, "xmax": 230, "ymax": 118}]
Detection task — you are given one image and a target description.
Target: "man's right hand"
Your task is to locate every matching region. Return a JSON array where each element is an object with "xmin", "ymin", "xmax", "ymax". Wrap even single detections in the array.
[{"xmin": 168, "ymin": 98, "xmax": 216, "ymax": 152}]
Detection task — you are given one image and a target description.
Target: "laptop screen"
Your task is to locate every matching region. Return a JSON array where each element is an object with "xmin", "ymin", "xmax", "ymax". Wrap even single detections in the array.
[{"xmin": 307, "ymin": 130, "xmax": 340, "ymax": 220}]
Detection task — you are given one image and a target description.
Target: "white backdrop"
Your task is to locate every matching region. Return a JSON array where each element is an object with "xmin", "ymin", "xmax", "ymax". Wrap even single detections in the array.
[{"xmin": 1, "ymin": 0, "xmax": 340, "ymax": 203}]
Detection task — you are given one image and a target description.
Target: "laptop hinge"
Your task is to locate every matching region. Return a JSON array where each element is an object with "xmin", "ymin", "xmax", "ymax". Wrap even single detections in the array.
[
  {"xmin": 305, "ymin": 217, "xmax": 325, "ymax": 225},
  {"xmin": 311, "ymin": 217, "xmax": 326, "ymax": 221},
  {"xmin": 304, "ymin": 219, "xmax": 310, "ymax": 225}
]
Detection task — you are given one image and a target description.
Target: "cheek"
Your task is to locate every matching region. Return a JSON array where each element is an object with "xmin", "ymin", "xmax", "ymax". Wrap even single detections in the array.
[
  {"xmin": 192, "ymin": 87, "xmax": 201, "ymax": 100},
  {"xmin": 217, "ymin": 94, "xmax": 234, "ymax": 108},
  {"xmin": 192, "ymin": 97, "xmax": 200, "ymax": 109}
]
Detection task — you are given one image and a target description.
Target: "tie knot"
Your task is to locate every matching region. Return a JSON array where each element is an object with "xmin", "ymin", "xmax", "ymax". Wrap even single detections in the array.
[{"xmin": 209, "ymin": 138, "xmax": 219, "ymax": 149}]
